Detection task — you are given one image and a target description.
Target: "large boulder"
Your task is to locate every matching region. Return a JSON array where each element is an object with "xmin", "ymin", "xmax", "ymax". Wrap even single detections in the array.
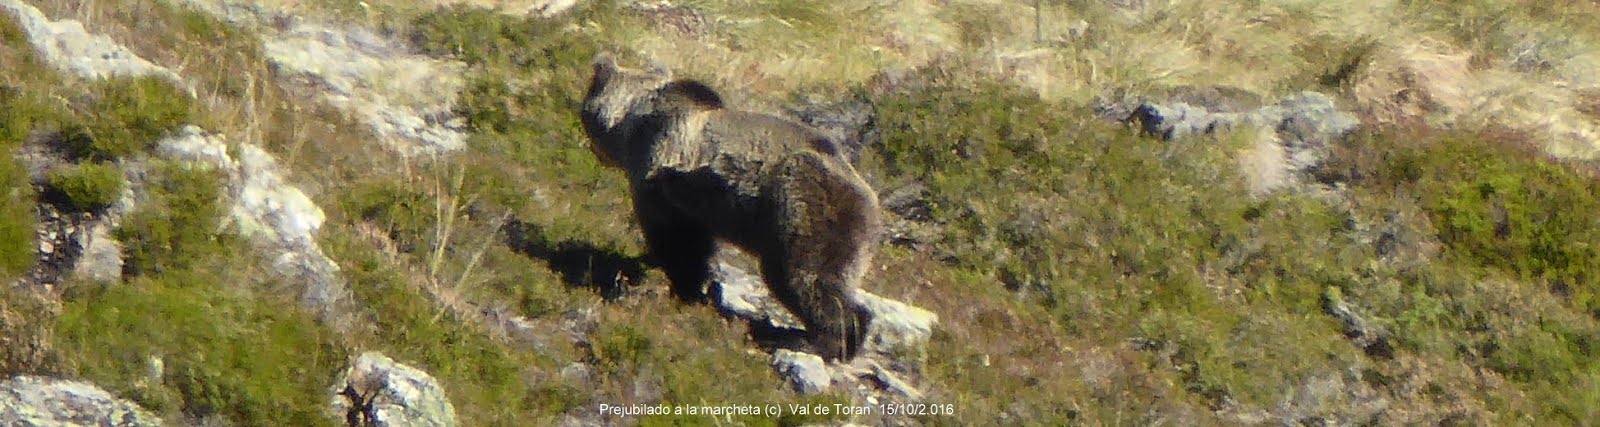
[
  {"xmin": 771, "ymin": 350, "xmax": 830, "ymax": 394},
  {"xmin": 0, "ymin": 376, "xmax": 162, "ymax": 427},
  {"xmin": 329, "ymin": 352, "xmax": 457, "ymax": 427}
]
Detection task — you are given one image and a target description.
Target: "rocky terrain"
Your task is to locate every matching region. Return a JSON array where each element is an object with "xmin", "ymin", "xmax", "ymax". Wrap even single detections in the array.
[{"xmin": 4, "ymin": 0, "xmax": 1600, "ymax": 426}]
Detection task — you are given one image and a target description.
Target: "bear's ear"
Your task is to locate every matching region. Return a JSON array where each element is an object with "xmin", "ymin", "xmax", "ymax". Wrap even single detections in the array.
[{"xmin": 661, "ymin": 80, "xmax": 724, "ymax": 110}]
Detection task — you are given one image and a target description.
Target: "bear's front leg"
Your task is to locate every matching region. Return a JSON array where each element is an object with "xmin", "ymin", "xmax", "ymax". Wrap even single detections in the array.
[{"xmin": 633, "ymin": 184, "xmax": 717, "ymax": 303}]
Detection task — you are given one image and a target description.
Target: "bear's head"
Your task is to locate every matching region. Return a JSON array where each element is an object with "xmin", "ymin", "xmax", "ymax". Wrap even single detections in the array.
[{"xmin": 581, "ymin": 54, "xmax": 671, "ymax": 169}]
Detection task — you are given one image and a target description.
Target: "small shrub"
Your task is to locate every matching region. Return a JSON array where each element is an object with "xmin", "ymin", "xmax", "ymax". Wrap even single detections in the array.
[
  {"xmin": 1, "ymin": 89, "xmax": 74, "ymax": 150},
  {"xmin": 594, "ymin": 323, "xmax": 652, "ymax": 371},
  {"xmin": 339, "ymin": 179, "xmax": 437, "ymax": 253},
  {"xmin": 46, "ymin": 162, "xmax": 125, "ymax": 212},
  {"xmin": 70, "ymin": 76, "xmax": 194, "ymax": 161},
  {"xmin": 115, "ymin": 162, "xmax": 230, "ymax": 276}
]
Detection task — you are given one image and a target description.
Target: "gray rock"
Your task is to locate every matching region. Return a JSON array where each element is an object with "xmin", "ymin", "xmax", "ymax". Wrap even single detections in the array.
[
  {"xmin": 559, "ymin": 363, "xmax": 597, "ymax": 389},
  {"xmin": 771, "ymin": 350, "xmax": 831, "ymax": 394},
  {"xmin": 74, "ymin": 222, "xmax": 124, "ymax": 283},
  {"xmin": 174, "ymin": 0, "xmax": 470, "ymax": 154},
  {"xmin": 711, "ymin": 261, "xmax": 939, "ymax": 357},
  {"xmin": 0, "ymin": 376, "xmax": 163, "ymax": 427},
  {"xmin": 0, "ymin": 0, "xmax": 184, "ymax": 83},
  {"xmin": 856, "ymin": 291, "xmax": 938, "ymax": 355},
  {"xmin": 713, "ymin": 262, "xmax": 805, "ymax": 330},
  {"xmin": 265, "ymin": 19, "xmax": 467, "ymax": 154},
  {"xmin": 158, "ymin": 127, "xmax": 353, "ymax": 332},
  {"xmin": 329, "ymin": 352, "xmax": 458, "ymax": 427},
  {"xmin": 1127, "ymin": 91, "xmax": 1359, "ymax": 193}
]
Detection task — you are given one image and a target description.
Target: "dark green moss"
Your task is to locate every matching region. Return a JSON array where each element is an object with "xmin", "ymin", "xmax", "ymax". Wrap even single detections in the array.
[{"xmin": 46, "ymin": 162, "xmax": 125, "ymax": 212}]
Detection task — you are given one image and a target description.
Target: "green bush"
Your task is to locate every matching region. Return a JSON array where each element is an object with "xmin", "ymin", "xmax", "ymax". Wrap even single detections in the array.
[
  {"xmin": 115, "ymin": 162, "xmax": 231, "ymax": 276},
  {"xmin": 46, "ymin": 162, "xmax": 125, "ymax": 212},
  {"xmin": 70, "ymin": 76, "xmax": 194, "ymax": 161}
]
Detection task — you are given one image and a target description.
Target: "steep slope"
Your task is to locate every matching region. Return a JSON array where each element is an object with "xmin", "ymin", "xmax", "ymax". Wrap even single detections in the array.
[{"xmin": 4, "ymin": 0, "xmax": 1600, "ymax": 426}]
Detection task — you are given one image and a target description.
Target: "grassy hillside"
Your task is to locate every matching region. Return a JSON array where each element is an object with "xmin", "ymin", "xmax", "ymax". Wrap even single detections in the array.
[{"xmin": 5, "ymin": 0, "xmax": 1600, "ymax": 425}]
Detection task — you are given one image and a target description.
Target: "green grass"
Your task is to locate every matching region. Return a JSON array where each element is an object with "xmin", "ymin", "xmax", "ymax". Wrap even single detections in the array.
[
  {"xmin": 1, "ymin": 12, "xmax": 66, "ymax": 280},
  {"xmin": 55, "ymin": 267, "xmax": 344, "ymax": 426},
  {"xmin": 871, "ymin": 78, "xmax": 1368, "ymax": 419},
  {"xmin": 868, "ymin": 68, "xmax": 1600, "ymax": 422},
  {"xmin": 322, "ymin": 224, "xmax": 574, "ymax": 426},
  {"xmin": 0, "ymin": 154, "xmax": 33, "ymax": 279},
  {"xmin": 1321, "ymin": 126, "xmax": 1600, "ymax": 422}
]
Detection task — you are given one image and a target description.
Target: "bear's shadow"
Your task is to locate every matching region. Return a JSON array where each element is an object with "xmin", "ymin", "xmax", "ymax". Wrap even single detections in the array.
[
  {"xmin": 504, "ymin": 218, "xmax": 815, "ymax": 355},
  {"xmin": 503, "ymin": 219, "xmax": 645, "ymax": 301}
]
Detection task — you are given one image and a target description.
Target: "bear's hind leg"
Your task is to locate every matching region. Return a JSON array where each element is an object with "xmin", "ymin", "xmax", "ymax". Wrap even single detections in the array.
[{"xmin": 761, "ymin": 153, "xmax": 879, "ymax": 361}]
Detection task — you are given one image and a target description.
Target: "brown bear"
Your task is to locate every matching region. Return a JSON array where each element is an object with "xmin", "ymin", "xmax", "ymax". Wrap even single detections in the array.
[{"xmin": 580, "ymin": 55, "xmax": 881, "ymax": 361}]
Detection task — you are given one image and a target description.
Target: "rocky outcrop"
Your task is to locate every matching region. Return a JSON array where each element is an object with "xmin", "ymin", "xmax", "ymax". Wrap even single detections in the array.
[
  {"xmin": 179, "ymin": 0, "xmax": 470, "ymax": 154},
  {"xmin": 0, "ymin": 376, "xmax": 163, "ymax": 427},
  {"xmin": 1125, "ymin": 91, "xmax": 1359, "ymax": 194},
  {"xmin": 264, "ymin": 23, "xmax": 468, "ymax": 154},
  {"xmin": 4, "ymin": 0, "xmax": 356, "ymax": 332},
  {"xmin": 157, "ymin": 127, "xmax": 353, "ymax": 331},
  {"xmin": 0, "ymin": 0, "xmax": 183, "ymax": 84},
  {"xmin": 329, "ymin": 352, "xmax": 458, "ymax": 427}
]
